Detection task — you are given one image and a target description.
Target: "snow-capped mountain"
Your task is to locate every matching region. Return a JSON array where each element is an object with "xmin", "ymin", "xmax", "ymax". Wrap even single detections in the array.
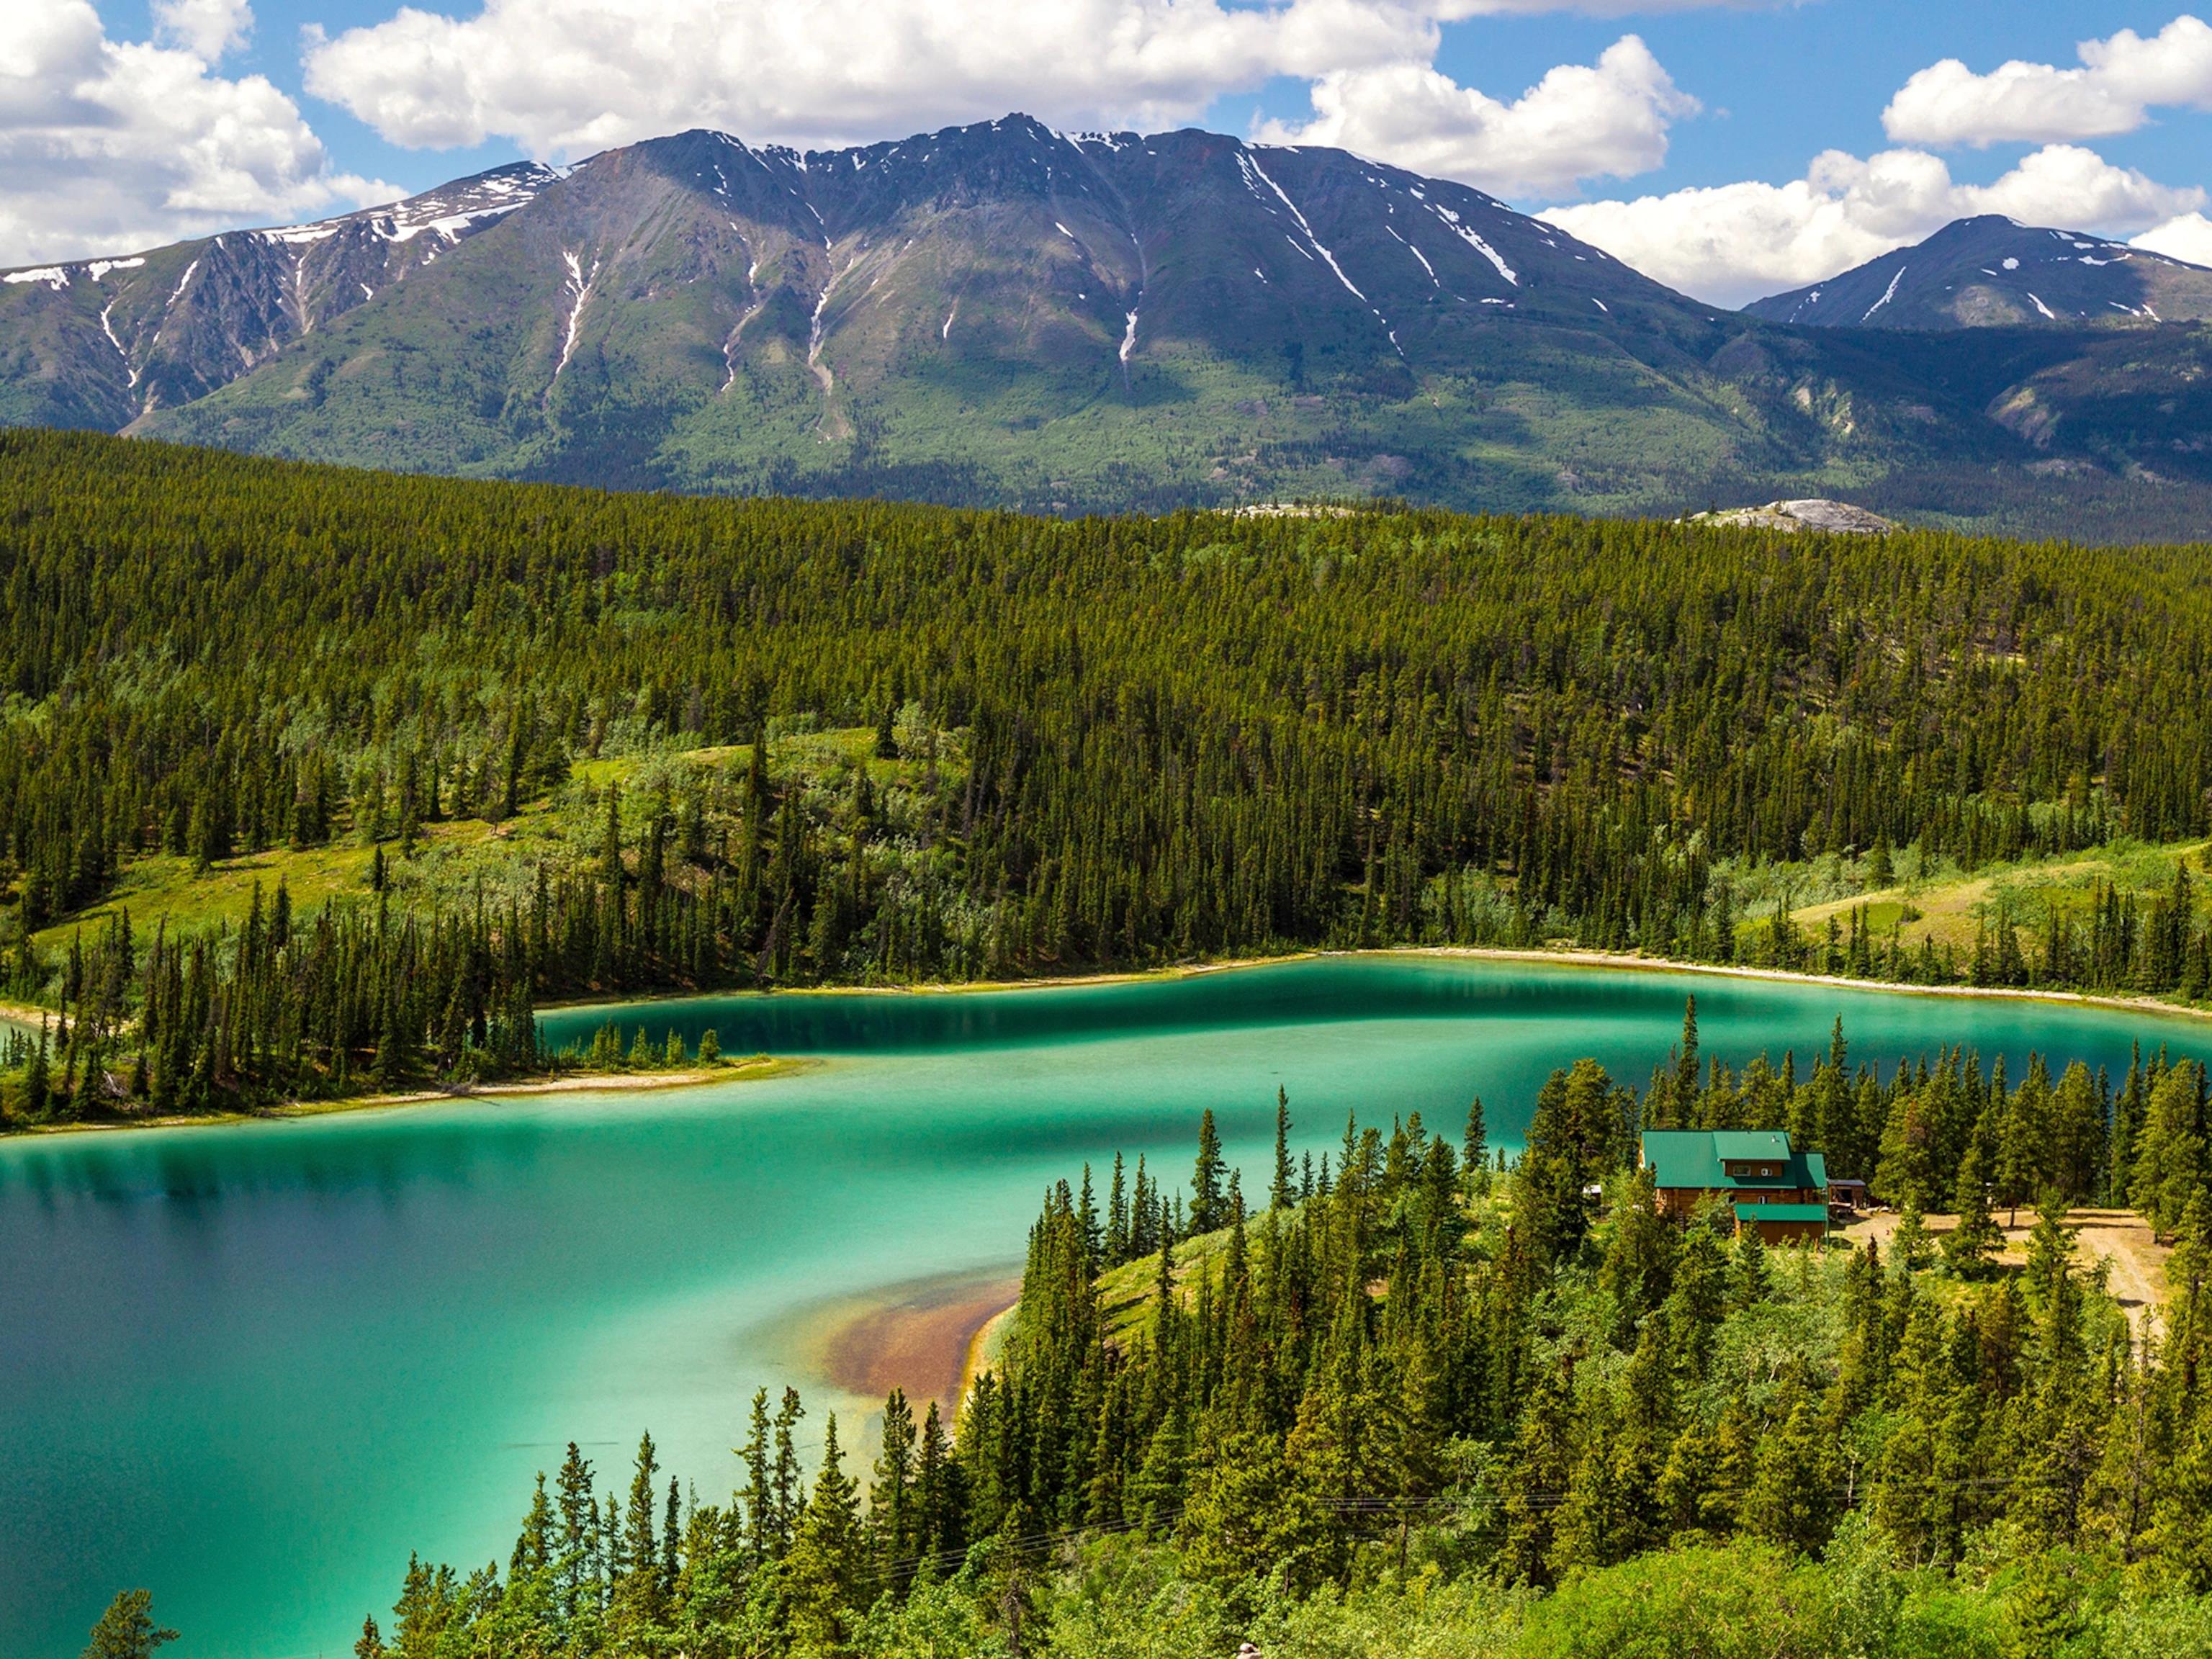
[
  {"xmin": 0, "ymin": 120, "xmax": 1691, "ymax": 436},
  {"xmin": 1744, "ymin": 215, "xmax": 2212, "ymax": 331},
  {"xmin": 1, "ymin": 120, "xmax": 2208, "ymax": 534}
]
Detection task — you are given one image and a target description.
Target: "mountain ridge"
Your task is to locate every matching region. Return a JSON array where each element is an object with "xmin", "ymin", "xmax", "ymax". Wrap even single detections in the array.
[
  {"xmin": 0, "ymin": 161, "xmax": 557, "ymax": 428},
  {"xmin": 1745, "ymin": 214, "xmax": 2212, "ymax": 331},
  {"xmin": 2, "ymin": 115, "xmax": 2209, "ymax": 539}
]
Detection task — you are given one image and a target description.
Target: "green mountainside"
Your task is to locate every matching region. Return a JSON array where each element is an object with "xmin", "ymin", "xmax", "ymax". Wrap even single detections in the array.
[{"xmin": 3, "ymin": 119, "xmax": 2210, "ymax": 538}]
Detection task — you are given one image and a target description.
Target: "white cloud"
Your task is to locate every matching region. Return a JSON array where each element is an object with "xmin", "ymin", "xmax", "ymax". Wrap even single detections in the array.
[
  {"xmin": 1256, "ymin": 35, "xmax": 1696, "ymax": 197},
  {"xmin": 1883, "ymin": 14, "xmax": 2212, "ymax": 148},
  {"xmin": 1434, "ymin": 0, "xmax": 1799, "ymax": 9},
  {"xmin": 151, "ymin": 0, "xmax": 255, "ymax": 62},
  {"xmin": 1542, "ymin": 144, "xmax": 2206, "ymax": 307},
  {"xmin": 0, "ymin": 0, "xmax": 382, "ymax": 266},
  {"xmin": 300, "ymin": 0, "xmax": 1717, "ymax": 174},
  {"xmin": 2134, "ymin": 210, "xmax": 2212, "ymax": 267},
  {"xmin": 304, "ymin": 0, "xmax": 1450, "ymax": 155}
]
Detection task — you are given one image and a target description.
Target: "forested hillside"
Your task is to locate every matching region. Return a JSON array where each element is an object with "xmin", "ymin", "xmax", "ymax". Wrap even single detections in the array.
[
  {"xmin": 345, "ymin": 1044, "xmax": 2212, "ymax": 1658},
  {"xmin": 8, "ymin": 429, "xmax": 2212, "ymax": 1123}
]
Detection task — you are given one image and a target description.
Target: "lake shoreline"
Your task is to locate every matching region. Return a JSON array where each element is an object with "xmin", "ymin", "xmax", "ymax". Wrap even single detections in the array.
[
  {"xmin": 548, "ymin": 942, "xmax": 2212, "ymax": 1029},
  {"xmin": 0, "ymin": 997, "xmax": 53, "ymax": 1031},
  {"xmin": 18, "ymin": 943, "xmax": 2210, "ymax": 1144},
  {"xmin": 1, "ymin": 1054, "xmax": 811, "ymax": 1141}
]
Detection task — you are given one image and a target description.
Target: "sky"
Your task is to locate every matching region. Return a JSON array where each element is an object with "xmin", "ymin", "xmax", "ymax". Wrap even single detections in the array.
[{"xmin": 7, "ymin": 0, "xmax": 2212, "ymax": 305}]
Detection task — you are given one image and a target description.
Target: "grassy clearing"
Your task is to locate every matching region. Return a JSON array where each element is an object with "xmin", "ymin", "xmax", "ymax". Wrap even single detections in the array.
[
  {"xmin": 1094, "ymin": 1221, "xmax": 1254, "ymax": 1348},
  {"xmin": 33, "ymin": 725, "xmax": 939, "ymax": 952},
  {"xmin": 1775, "ymin": 837, "xmax": 2211, "ymax": 954}
]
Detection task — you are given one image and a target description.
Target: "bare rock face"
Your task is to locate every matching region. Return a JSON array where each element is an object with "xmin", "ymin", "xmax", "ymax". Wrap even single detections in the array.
[{"xmin": 1685, "ymin": 498, "xmax": 1899, "ymax": 534}]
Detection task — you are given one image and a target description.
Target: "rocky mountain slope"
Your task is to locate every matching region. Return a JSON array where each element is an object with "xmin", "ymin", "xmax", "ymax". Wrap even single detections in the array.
[
  {"xmin": 1745, "ymin": 215, "xmax": 2212, "ymax": 331},
  {"xmin": 3, "ymin": 120, "xmax": 2209, "ymax": 537},
  {"xmin": 0, "ymin": 163, "xmax": 554, "ymax": 428}
]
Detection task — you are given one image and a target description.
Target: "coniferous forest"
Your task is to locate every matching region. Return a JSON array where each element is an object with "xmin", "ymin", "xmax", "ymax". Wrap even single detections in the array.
[
  {"xmin": 341, "ymin": 1030, "xmax": 2212, "ymax": 1659},
  {"xmin": 11, "ymin": 429, "xmax": 2212, "ymax": 1125}
]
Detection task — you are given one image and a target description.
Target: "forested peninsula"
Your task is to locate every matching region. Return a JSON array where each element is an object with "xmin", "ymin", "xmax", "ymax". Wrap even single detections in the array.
[
  {"xmin": 9, "ymin": 428, "xmax": 2212, "ymax": 1128},
  {"xmin": 341, "ymin": 1028, "xmax": 2212, "ymax": 1658}
]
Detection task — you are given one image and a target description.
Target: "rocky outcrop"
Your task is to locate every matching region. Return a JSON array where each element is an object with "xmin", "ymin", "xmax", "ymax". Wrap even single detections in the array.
[{"xmin": 1685, "ymin": 499, "xmax": 1899, "ymax": 534}]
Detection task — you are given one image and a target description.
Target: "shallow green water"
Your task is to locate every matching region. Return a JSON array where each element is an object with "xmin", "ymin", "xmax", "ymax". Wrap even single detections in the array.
[{"xmin": 3, "ymin": 957, "xmax": 2203, "ymax": 1657}]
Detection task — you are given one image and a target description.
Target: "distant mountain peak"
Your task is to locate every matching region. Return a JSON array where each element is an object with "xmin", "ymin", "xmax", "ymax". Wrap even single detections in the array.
[{"xmin": 1745, "ymin": 215, "xmax": 2212, "ymax": 330}]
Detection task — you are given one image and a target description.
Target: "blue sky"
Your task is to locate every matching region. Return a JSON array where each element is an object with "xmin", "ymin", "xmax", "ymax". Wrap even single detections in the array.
[
  {"xmin": 9, "ymin": 0, "xmax": 2212, "ymax": 304},
  {"xmin": 1246, "ymin": 1, "xmax": 2210, "ymax": 197}
]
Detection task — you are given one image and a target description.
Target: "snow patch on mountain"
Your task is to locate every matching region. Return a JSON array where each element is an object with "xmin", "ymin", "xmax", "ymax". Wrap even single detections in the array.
[
  {"xmin": 1243, "ymin": 153, "xmax": 1368, "ymax": 305},
  {"xmin": 1861, "ymin": 265, "xmax": 1905, "ymax": 322},
  {"xmin": 552, "ymin": 251, "xmax": 598, "ymax": 390},
  {"xmin": 1426, "ymin": 204, "xmax": 1516, "ymax": 287}
]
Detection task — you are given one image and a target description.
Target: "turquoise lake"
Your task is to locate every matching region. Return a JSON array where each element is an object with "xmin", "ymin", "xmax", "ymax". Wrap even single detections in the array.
[{"xmin": 3, "ymin": 955, "xmax": 2206, "ymax": 1657}]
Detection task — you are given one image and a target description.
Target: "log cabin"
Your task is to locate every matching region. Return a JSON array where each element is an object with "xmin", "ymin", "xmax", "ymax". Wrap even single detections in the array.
[{"xmin": 1639, "ymin": 1128, "xmax": 1830, "ymax": 1244}]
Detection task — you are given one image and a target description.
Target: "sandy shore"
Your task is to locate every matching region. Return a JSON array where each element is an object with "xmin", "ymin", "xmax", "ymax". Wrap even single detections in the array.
[
  {"xmin": 961, "ymin": 1304, "xmax": 1015, "ymax": 1399},
  {"xmin": 2, "ymin": 1054, "xmax": 811, "ymax": 1140},
  {"xmin": 1397, "ymin": 945, "xmax": 2212, "ymax": 1027}
]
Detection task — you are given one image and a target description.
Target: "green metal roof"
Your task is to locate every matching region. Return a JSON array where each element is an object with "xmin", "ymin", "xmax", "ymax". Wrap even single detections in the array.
[
  {"xmin": 1711, "ymin": 1130, "xmax": 1791, "ymax": 1161},
  {"xmin": 1733, "ymin": 1202, "xmax": 1828, "ymax": 1223},
  {"xmin": 1640, "ymin": 1129, "xmax": 1827, "ymax": 1193}
]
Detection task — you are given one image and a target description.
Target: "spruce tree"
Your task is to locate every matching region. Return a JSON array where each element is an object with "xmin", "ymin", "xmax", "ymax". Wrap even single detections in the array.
[
  {"xmin": 1270, "ymin": 1086, "xmax": 1294, "ymax": 1210},
  {"xmin": 869, "ymin": 1387, "xmax": 917, "ymax": 1573},
  {"xmin": 1942, "ymin": 1135, "xmax": 2003, "ymax": 1277},
  {"xmin": 1742, "ymin": 1393, "xmax": 1836, "ymax": 1555},
  {"xmin": 24, "ymin": 1021, "xmax": 50, "ymax": 1120},
  {"xmin": 78, "ymin": 1592, "xmax": 178, "ymax": 1659},
  {"xmin": 554, "ymin": 1443, "xmax": 597, "ymax": 1623},
  {"xmin": 739, "ymin": 1388, "xmax": 773, "ymax": 1565},
  {"xmin": 786, "ymin": 1413, "xmax": 865, "ymax": 1646},
  {"xmin": 2131, "ymin": 1061, "xmax": 2206, "ymax": 1239},
  {"xmin": 601, "ymin": 783, "xmax": 624, "ymax": 886},
  {"xmin": 770, "ymin": 1388, "xmax": 806, "ymax": 1553},
  {"xmin": 1190, "ymin": 1107, "xmax": 1226, "ymax": 1234},
  {"xmin": 610, "ymin": 1432, "xmax": 663, "ymax": 1631}
]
